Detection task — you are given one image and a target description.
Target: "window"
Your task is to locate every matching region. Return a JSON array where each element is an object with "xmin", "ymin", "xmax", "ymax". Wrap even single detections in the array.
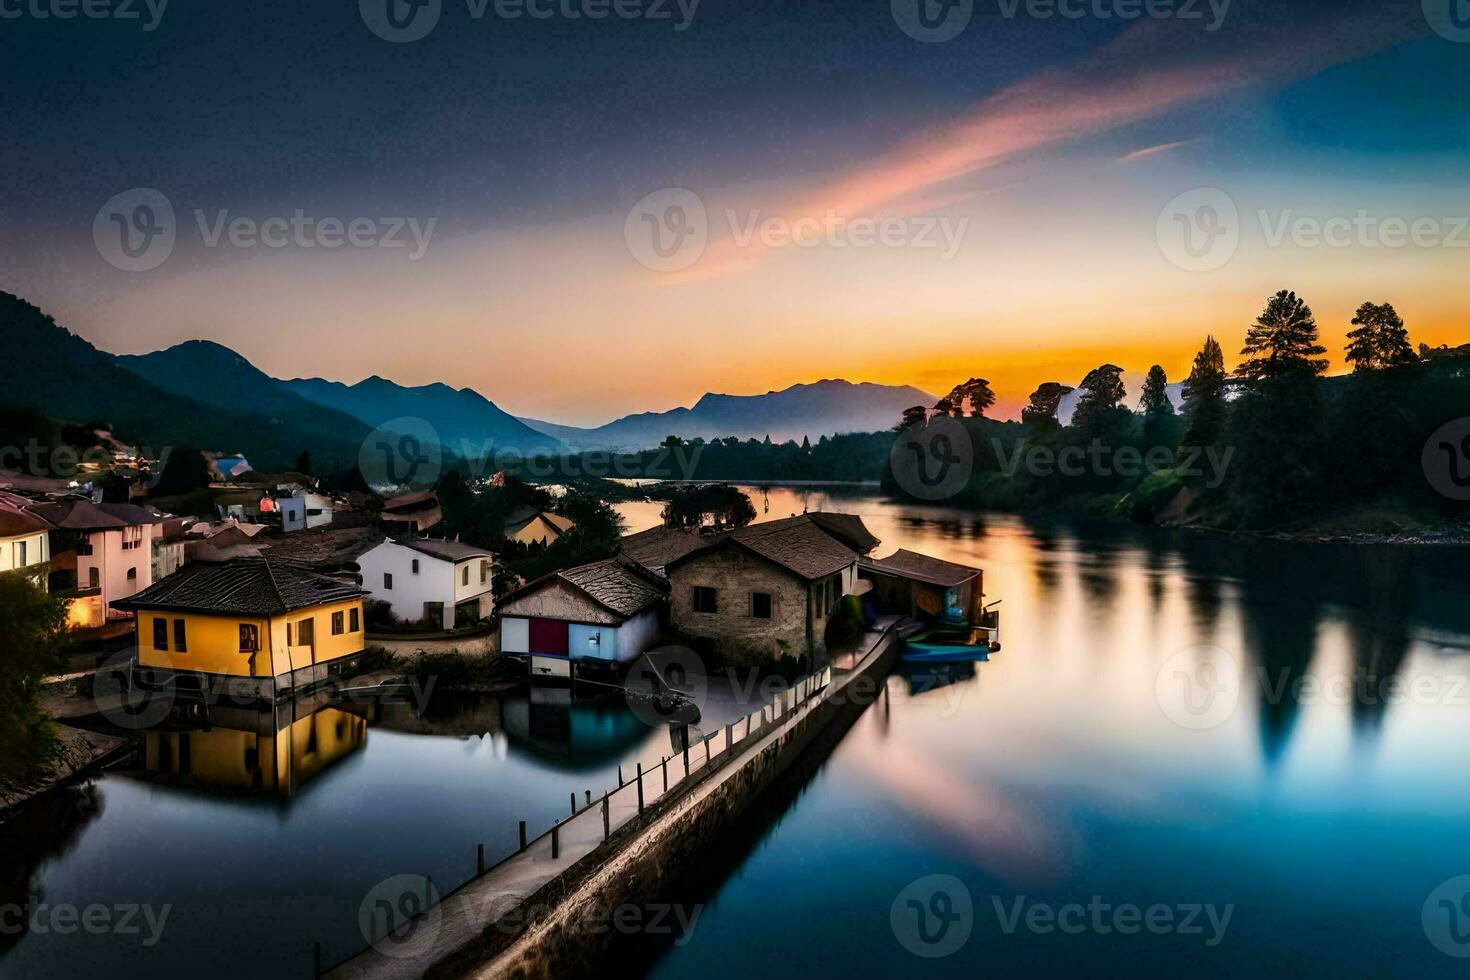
[
  {"xmin": 77, "ymin": 539, "xmax": 93, "ymax": 556},
  {"xmin": 239, "ymin": 624, "xmax": 259, "ymax": 652},
  {"xmin": 349, "ymin": 607, "xmax": 360, "ymax": 632},
  {"xmin": 173, "ymin": 619, "xmax": 187, "ymax": 652},
  {"xmin": 15, "ymin": 541, "xmax": 25, "ymax": 566},
  {"xmin": 384, "ymin": 572, "xmax": 393, "ymax": 590},
  {"xmin": 411, "ymin": 559, "xmax": 419, "ymax": 574},
  {"xmin": 332, "ymin": 611, "xmax": 345, "ymax": 635},
  {"xmin": 751, "ymin": 592, "xmax": 772, "ymax": 619},
  {"xmin": 297, "ymin": 617, "xmax": 315, "ymax": 649},
  {"xmin": 480, "ymin": 560, "xmax": 489, "ymax": 584},
  {"xmin": 152, "ymin": 618, "xmax": 168, "ymax": 650},
  {"xmin": 88, "ymin": 567, "xmax": 100, "ymax": 589},
  {"xmin": 692, "ymin": 586, "xmax": 717, "ymax": 614},
  {"xmin": 126, "ymin": 567, "xmax": 137, "ymax": 581},
  {"xmin": 462, "ymin": 566, "xmax": 469, "ymax": 586}
]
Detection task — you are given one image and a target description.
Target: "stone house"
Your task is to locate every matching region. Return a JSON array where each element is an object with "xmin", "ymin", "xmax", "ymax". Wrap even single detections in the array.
[{"xmin": 662, "ymin": 514, "xmax": 877, "ymax": 665}]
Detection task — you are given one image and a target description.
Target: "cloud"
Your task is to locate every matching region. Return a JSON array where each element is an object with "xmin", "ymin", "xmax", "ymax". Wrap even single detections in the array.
[{"xmin": 1117, "ymin": 138, "xmax": 1201, "ymax": 164}]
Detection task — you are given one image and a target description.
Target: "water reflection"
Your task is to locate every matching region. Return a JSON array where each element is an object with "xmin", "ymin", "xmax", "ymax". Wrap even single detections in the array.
[{"xmin": 0, "ymin": 784, "xmax": 103, "ymax": 956}]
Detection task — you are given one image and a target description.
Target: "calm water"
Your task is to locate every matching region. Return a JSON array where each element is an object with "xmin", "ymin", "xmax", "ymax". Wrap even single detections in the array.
[
  {"xmin": 639, "ymin": 487, "xmax": 1470, "ymax": 979},
  {"xmin": 7, "ymin": 488, "xmax": 1470, "ymax": 978}
]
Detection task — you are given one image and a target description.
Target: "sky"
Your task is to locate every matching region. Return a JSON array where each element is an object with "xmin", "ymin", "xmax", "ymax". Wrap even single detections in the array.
[{"xmin": 2, "ymin": 0, "xmax": 1469, "ymax": 424}]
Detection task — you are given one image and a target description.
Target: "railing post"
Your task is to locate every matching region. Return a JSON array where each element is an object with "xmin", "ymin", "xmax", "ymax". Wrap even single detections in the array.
[
  {"xmin": 602, "ymin": 794, "xmax": 610, "ymax": 840},
  {"xmin": 570, "ymin": 792, "xmax": 577, "ymax": 816},
  {"xmin": 519, "ymin": 820, "xmax": 527, "ymax": 851},
  {"xmin": 552, "ymin": 821, "xmax": 560, "ymax": 860},
  {"xmin": 618, "ymin": 764, "xmax": 623, "ymax": 786},
  {"xmin": 636, "ymin": 762, "xmax": 644, "ymax": 813},
  {"xmin": 662, "ymin": 756, "xmax": 668, "ymax": 793},
  {"xmin": 726, "ymin": 723, "xmax": 733, "ymax": 752},
  {"xmin": 705, "ymin": 734, "xmax": 713, "ymax": 768},
  {"xmin": 682, "ymin": 743, "xmax": 689, "ymax": 773},
  {"xmin": 477, "ymin": 843, "xmax": 485, "ymax": 876},
  {"xmin": 585, "ymin": 790, "xmax": 592, "ymax": 806}
]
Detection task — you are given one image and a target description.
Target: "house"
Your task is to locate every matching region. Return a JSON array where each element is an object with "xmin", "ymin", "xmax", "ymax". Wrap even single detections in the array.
[
  {"xmin": 620, "ymin": 524, "xmax": 707, "ymax": 576},
  {"xmin": 357, "ymin": 537, "xmax": 494, "ymax": 629},
  {"xmin": 186, "ymin": 519, "xmax": 269, "ymax": 563},
  {"xmin": 498, "ymin": 556, "xmax": 667, "ymax": 679},
  {"xmin": 662, "ymin": 513, "xmax": 878, "ymax": 665},
  {"xmin": 112, "ymin": 556, "xmax": 369, "ymax": 702},
  {"xmin": 380, "ymin": 489, "xmax": 443, "ymax": 534},
  {"xmin": 503, "ymin": 506, "xmax": 575, "ymax": 546},
  {"xmin": 152, "ymin": 517, "xmax": 190, "ymax": 582},
  {"xmin": 858, "ymin": 549, "xmax": 983, "ymax": 624},
  {"xmin": 0, "ymin": 492, "xmax": 52, "ymax": 583},
  {"xmin": 31, "ymin": 498, "xmax": 164, "ymax": 628}
]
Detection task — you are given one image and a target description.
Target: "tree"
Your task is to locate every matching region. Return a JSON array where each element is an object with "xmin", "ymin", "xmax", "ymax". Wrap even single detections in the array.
[
  {"xmin": 1140, "ymin": 364, "xmax": 1178, "ymax": 451},
  {"xmin": 294, "ymin": 449, "xmax": 312, "ymax": 475},
  {"xmin": 660, "ymin": 484, "xmax": 756, "ymax": 530},
  {"xmin": 1179, "ymin": 336, "xmax": 1229, "ymax": 452},
  {"xmin": 932, "ymin": 397, "xmax": 957, "ymax": 418},
  {"xmin": 1020, "ymin": 383, "xmax": 1073, "ymax": 432},
  {"xmin": 1237, "ymin": 290, "xmax": 1328, "ymax": 382},
  {"xmin": 1345, "ymin": 301, "xmax": 1415, "ymax": 372},
  {"xmin": 1072, "ymin": 364, "xmax": 1126, "ymax": 431},
  {"xmin": 662, "ymin": 435, "xmax": 682, "ymax": 448},
  {"xmin": 941, "ymin": 378, "xmax": 996, "ymax": 419},
  {"xmin": 895, "ymin": 405, "xmax": 928, "ymax": 432},
  {"xmin": 800, "ymin": 435, "xmax": 811, "ymax": 451},
  {"xmin": 0, "ymin": 571, "xmax": 71, "ymax": 786}
]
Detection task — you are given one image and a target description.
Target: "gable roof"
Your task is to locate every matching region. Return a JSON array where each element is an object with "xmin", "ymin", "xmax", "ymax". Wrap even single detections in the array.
[
  {"xmin": 112, "ymin": 557, "xmax": 367, "ymax": 616},
  {"xmin": 262, "ymin": 526, "xmax": 385, "ymax": 568},
  {"xmin": 391, "ymin": 536, "xmax": 491, "ymax": 563},
  {"xmin": 619, "ymin": 525, "xmax": 707, "ymax": 574},
  {"xmin": 859, "ymin": 549, "xmax": 980, "ymax": 588},
  {"xmin": 806, "ymin": 512, "xmax": 881, "ymax": 555},
  {"xmin": 501, "ymin": 555, "xmax": 668, "ymax": 621},
  {"xmin": 666, "ymin": 514, "xmax": 864, "ymax": 581},
  {"xmin": 30, "ymin": 498, "xmax": 164, "ymax": 531},
  {"xmin": 504, "ymin": 507, "xmax": 574, "ymax": 535},
  {"xmin": 0, "ymin": 498, "xmax": 51, "ymax": 537}
]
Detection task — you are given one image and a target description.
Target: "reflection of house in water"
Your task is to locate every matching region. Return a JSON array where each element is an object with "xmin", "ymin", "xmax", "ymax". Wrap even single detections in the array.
[
  {"xmin": 139, "ymin": 697, "xmax": 367, "ymax": 798},
  {"xmin": 501, "ymin": 687, "xmax": 657, "ymax": 773}
]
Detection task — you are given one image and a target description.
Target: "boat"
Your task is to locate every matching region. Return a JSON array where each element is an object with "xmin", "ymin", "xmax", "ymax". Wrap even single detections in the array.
[{"xmin": 898, "ymin": 601, "xmax": 1002, "ymax": 664}]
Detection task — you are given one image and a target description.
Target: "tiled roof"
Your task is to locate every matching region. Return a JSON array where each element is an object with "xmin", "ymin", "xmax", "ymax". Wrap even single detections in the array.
[
  {"xmin": 807, "ymin": 512, "xmax": 881, "ymax": 555},
  {"xmin": 114, "ymin": 557, "xmax": 366, "ymax": 616},
  {"xmin": 393, "ymin": 536, "xmax": 491, "ymax": 562},
  {"xmin": 558, "ymin": 557, "xmax": 668, "ymax": 618},
  {"xmin": 859, "ymin": 549, "xmax": 980, "ymax": 588},
  {"xmin": 0, "ymin": 499, "xmax": 51, "ymax": 537},
  {"xmin": 667, "ymin": 514, "xmax": 862, "ymax": 581},
  {"xmin": 262, "ymin": 526, "xmax": 386, "ymax": 567},
  {"xmin": 30, "ymin": 498, "xmax": 163, "ymax": 531},
  {"xmin": 620, "ymin": 525, "xmax": 707, "ymax": 573}
]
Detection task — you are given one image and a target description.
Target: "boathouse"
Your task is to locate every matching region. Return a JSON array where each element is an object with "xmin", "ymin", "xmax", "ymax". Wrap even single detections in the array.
[{"xmin": 858, "ymin": 549, "xmax": 983, "ymax": 624}]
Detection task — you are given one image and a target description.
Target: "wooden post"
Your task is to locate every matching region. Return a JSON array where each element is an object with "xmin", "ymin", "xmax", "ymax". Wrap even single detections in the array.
[
  {"xmin": 585, "ymin": 790, "xmax": 592, "ymax": 806},
  {"xmin": 570, "ymin": 791, "xmax": 577, "ymax": 816},
  {"xmin": 602, "ymin": 794, "xmax": 610, "ymax": 840},
  {"xmin": 662, "ymin": 756, "xmax": 668, "ymax": 793},
  {"xmin": 552, "ymin": 821, "xmax": 560, "ymax": 860},
  {"xmin": 705, "ymin": 734, "xmax": 713, "ymax": 768},
  {"xmin": 519, "ymin": 820, "xmax": 527, "ymax": 851},
  {"xmin": 636, "ymin": 762, "xmax": 644, "ymax": 812},
  {"xmin": 477, "ymin": 843, "xmax": 485, "ymax": 876},
  {"xmin": 682, "ymin": 743, "xmax": 689, "ymax": 773},
  {"xmin": 725, "ymin": 723, "xmax": 733, "ymax": 752},
  {"xmin": 618, "ymin": 763, "xmax": 623, "ymax": 786}
]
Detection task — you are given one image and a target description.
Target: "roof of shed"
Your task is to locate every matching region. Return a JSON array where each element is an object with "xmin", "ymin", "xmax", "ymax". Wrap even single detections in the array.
[{"xmin": 859, "ymin": 549, "xmax": 980, "ymax": 588}]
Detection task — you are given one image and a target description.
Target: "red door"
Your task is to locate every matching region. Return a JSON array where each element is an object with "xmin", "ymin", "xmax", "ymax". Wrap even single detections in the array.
[{"xmin": 529, "ymin": 618, "xmax": 569, "ymax": 656}]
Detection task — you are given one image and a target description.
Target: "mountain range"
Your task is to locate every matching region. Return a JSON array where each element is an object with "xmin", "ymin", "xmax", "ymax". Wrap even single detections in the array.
[{"xmin": 519, "ymin": 380, "xmax": 936, "ymax": 451}]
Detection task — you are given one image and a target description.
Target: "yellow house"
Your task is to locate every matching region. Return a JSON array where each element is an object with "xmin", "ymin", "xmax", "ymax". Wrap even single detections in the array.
[{"xmin": 114, "ymin": 556, "xmax": 368, "ymax": 702}]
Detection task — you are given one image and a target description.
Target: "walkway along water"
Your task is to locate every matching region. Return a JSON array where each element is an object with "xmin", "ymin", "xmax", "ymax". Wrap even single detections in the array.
[{"xmin": 324, "ymin": 616, "xmax": 908, "ymax": 980}]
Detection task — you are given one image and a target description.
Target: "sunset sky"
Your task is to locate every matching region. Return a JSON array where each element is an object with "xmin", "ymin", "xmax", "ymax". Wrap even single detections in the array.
[{"xmin": 3, "ymin": 0, "xmax": 1468, "ymax": 424}]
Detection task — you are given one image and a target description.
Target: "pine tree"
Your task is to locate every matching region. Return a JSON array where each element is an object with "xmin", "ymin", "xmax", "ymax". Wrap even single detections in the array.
[
  {"xmin": 1140, "ymin": 365, "xmax": 1173, "ymax": 418},
  {"xmin": 894, "ymin": 405, "xmax": 928, "ymax": 431},
  {"xmin": 1073, "ymin": 364, "xmax": 1126, "ymax": 431},
  {"xmin": 1179, "ymin": 336, "xmax": 1228, "ymax": 452},
  {"xmin": 1345, "ymin": 301, "xmax": 1415, "ymax": 372},
  {"xmin": 941, "ymin": 378, "xmax": 996, "ymax": 418},
  {"xmin": 1237, "ymin": 290, "xmax": 1328, "ymax": 381},
  {"xmin": 1021, "ymin": 383, "xmax": 1073, "ymax": 432}
]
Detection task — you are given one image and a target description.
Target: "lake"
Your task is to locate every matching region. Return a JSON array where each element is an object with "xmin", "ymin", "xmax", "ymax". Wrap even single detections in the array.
[{"xmin": 6, "ymin": 486, "xmax": 1470, "ymax": 978}]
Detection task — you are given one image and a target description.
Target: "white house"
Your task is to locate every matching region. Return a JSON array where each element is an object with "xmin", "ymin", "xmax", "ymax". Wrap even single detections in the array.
[
  {"xmin": 498, "ymin": 556, "xmax": 666, "ymax": 679},
  {"xmin": 0, "ymin": 492, "xmax": 52, "ymax": 583},
  {"xmin": 273, "ymin": 487, "xmax": 333, "ymax": 533},
  {"xmin": 358, "ymin": 537, "xmax": 494, "ymax": 630},
  {"xmin": 31, "ymin": 498, "xmax": 163, "ymax": 628}
]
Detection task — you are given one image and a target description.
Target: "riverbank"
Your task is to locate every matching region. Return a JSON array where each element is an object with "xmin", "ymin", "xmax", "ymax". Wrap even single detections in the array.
[{"xmin": 0, "ymin": 678, "xmax": 129, "ymax": 818}]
